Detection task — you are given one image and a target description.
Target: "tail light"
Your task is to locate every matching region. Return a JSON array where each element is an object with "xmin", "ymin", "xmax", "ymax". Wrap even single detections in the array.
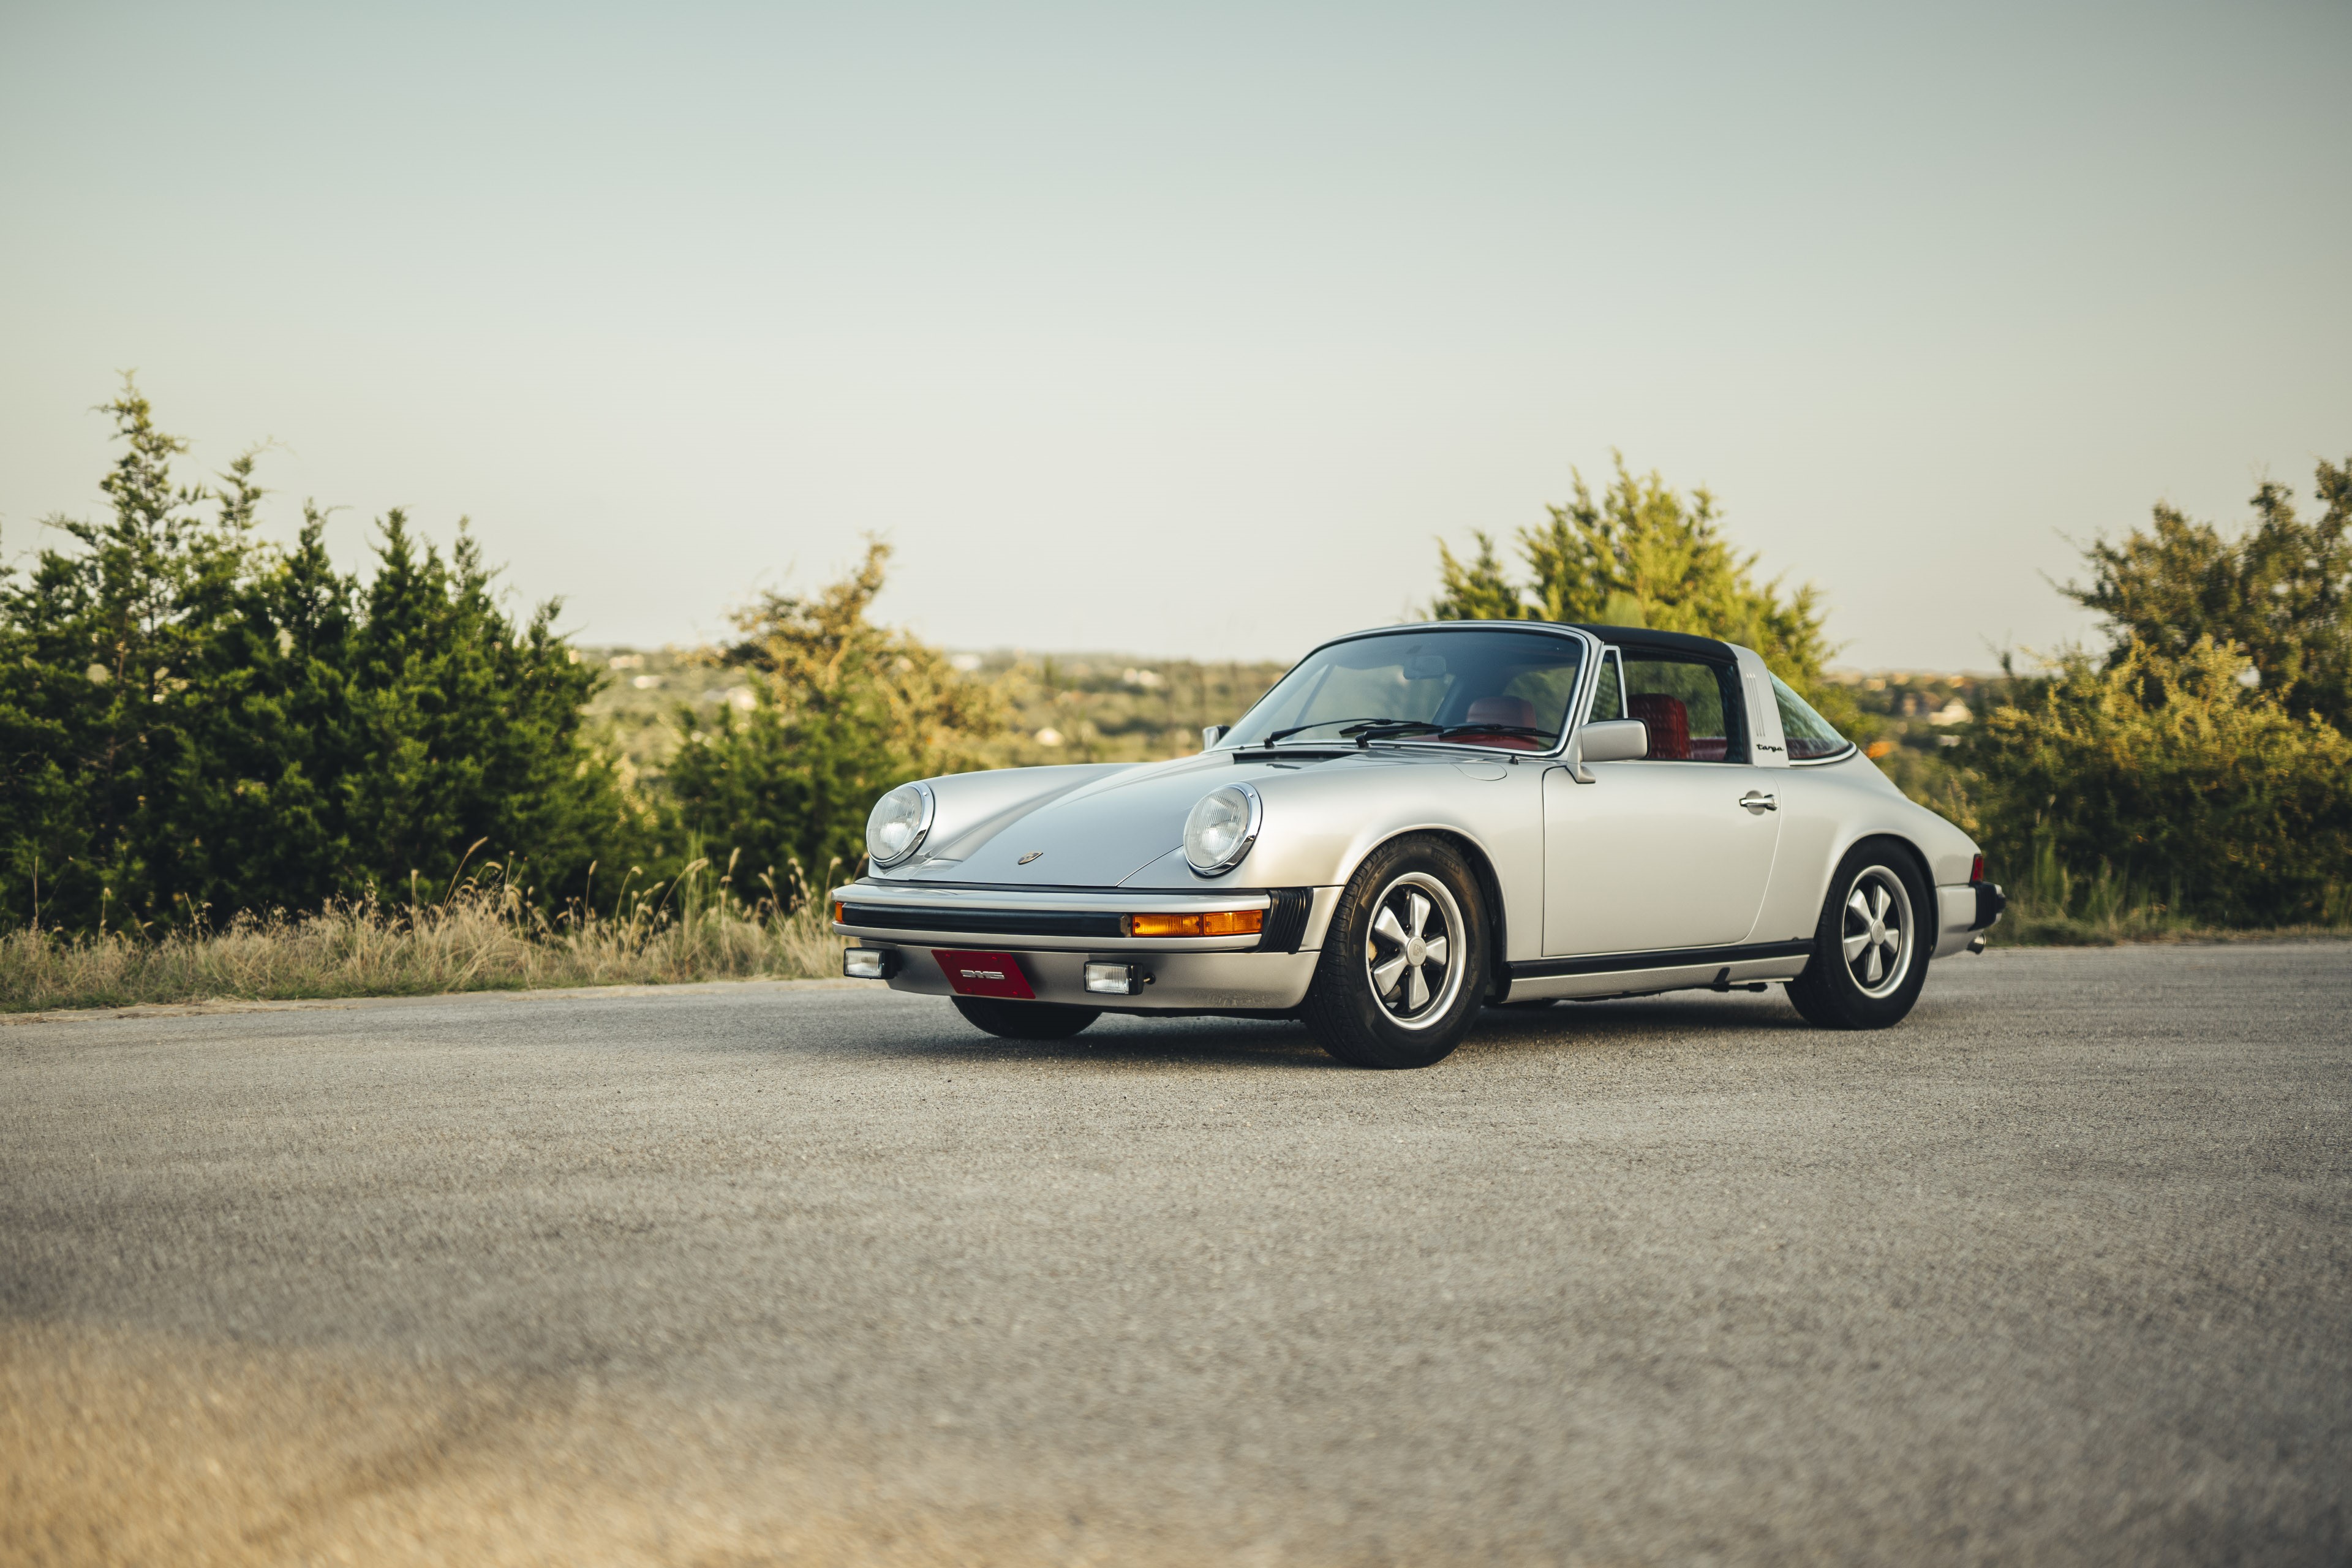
[{"xmin": 1970, "ymin": 854, "xmax": 1985, "ymax": 884}]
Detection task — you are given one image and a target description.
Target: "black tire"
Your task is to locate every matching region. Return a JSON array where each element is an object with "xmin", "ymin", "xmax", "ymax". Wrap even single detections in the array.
[
  {"xmin": 1300, "ymin": 834, "xmax": 1490, "ymax": 1069},
  {"xmin": 1785, "ymin": 841, "xmax": 1932, "ymax": 1029},
  {"xmin": 951, "ymin": 997, "xmax": 1101, "ymax": 1039}
]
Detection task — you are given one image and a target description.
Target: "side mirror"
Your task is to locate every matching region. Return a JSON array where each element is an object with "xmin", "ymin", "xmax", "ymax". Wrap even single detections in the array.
[
  {"xmin": 1201, "ymin": 724, "xmax": 1230, "ymax": 749},
  {"xmin": 1577, "ymin": 718, "xmax": 1648, "ymax": 766}
]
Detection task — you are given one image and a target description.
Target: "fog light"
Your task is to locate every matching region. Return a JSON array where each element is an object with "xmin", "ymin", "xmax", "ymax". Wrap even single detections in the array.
[
  {"xmin": 1083, "ymin": 960, "xmax": 1142, "ymax": 996},
  {"xmin": 843, "ymin": 947, "xmax": 897, "ymax": 979}
]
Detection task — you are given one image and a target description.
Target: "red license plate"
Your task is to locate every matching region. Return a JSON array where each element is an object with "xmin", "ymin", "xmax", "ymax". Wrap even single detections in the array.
[{"xmin": 931, "ymin": 949, "xmax": 1035, "ymax": 999}]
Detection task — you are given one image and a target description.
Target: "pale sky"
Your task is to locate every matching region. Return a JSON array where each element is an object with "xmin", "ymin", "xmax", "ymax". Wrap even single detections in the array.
[{"xmin": 3, "ymin": 1, "xmax": 2346, "ymax": 669}]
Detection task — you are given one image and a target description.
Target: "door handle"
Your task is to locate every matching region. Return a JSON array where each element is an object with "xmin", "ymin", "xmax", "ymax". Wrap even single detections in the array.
[{"xmin": 1739, "ymin": 790, "xmax": 1778, "ymax": 812}]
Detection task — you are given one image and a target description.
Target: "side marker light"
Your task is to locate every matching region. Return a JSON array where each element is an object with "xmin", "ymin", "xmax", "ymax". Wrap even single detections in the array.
[{"xmin": 1126, "ymin": 909, "xmax": 1265, "ymax": 938}]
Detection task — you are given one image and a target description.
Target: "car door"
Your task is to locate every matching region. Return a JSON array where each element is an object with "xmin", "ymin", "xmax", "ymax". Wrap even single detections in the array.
[{"xmin": 1542, "ymin": 646, "xmax": 1784, "ymax": 955}]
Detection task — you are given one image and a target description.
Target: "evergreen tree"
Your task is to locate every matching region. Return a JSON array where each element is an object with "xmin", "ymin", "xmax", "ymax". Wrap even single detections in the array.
[
  {"xmin": 0, "ymin": 383, "xmax": 639, "ymax": 928},
  {"xmin": 338, "ymin": 512, "xmax": 629, "ymax": 903},
  {"xmin": 0, "ymin": 383, "xmax": 259, "ymax": 925}
]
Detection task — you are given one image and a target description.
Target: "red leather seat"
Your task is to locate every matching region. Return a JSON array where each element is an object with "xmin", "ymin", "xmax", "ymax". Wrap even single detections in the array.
[
  {"xmin": 1455, "ymin": 695, "xmax": 1547, "ymax": 750},
  {"xmin": 1627, "ymin": 694, "xmax": 1690, "ymax": 760},
  {"xmin": 1464, "ymin": 696, "xmax": 1537, "ymax": 728}
]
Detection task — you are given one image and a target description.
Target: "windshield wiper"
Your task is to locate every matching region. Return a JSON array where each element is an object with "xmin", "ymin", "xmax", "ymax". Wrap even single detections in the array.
[
  {"xmin": 1260, "ymin": 717, "xmax": 1389, "ymax": 744},
  {"xmin": 1252, "ymin": 717, "xmax": 1448, "ymax": 748},
  {"xmin": 1340, "ymin": 720, "xmax": 1445, "ymax": 747}
]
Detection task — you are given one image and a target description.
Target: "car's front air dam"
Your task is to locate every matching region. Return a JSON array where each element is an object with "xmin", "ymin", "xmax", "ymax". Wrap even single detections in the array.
[{"xmin": 867, "ymin": 946, "xmax": 1322, "ymax": 1013}]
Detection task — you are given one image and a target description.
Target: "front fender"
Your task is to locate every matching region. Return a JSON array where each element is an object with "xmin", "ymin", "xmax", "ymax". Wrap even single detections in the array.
[{"xmin": 1120, "ymin": 753, "xmax": 1548, "ymax": 959}]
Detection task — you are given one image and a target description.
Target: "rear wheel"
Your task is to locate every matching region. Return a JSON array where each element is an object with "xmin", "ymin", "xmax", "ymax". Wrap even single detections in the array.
[
  {"xmin": 1785, "ymin": 843, "xmax": 1931, "ymax": 1029},
  {"xmin": 951, "ymin": 997, "xmax": 1101, "ymax": 1039},
  {"xmin": 1300, "ymin": 835, "xmax": 1489, "ymax": 1069}
]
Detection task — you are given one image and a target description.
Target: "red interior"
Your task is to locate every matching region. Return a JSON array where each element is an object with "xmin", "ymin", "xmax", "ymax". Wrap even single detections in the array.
[
  {"xmin": 1628, "ymin": 695, "xmax": 1690, "ymax": 760},
  {"xmin": 1465, "ymin": 695, "xmax": 1537, "ymax": 728},
  {"xmin": 1452, "ymin": 695, "xmax": 1548, "ymax": 749},
  {"xmin": 1623, "ymin": 694, "xmax": 1730, "ymax": 761}
]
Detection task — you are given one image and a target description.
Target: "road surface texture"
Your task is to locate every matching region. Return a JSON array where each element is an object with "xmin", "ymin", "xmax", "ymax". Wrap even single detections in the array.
[{"xmin": 3, "ymin": 943, "xmax": 2347, "ymax": 1567}]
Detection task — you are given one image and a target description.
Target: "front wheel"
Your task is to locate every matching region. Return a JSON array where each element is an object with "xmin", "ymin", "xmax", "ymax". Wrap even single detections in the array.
[
  {"xmin": 951, "ymin": 997, "xmax": 1101, "ymax": 1039},
  {"xmin": 1785, "ymin": 842, "xmax": 1931, "ymax": 1029},
  {"xmin": 1300, "ymin": 835, "xmax": 1490, "ymax": 1069}
]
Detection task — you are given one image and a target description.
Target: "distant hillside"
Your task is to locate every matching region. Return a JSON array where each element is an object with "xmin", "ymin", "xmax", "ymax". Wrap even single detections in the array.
[{"xmin": 582, "ymin": 646, "xmax": 1296, "ymax": 774}]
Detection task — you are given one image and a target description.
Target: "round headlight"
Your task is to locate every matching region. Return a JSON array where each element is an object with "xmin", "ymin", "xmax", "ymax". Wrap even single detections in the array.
[
  {"xmin": 1183, "ymin": 783, "xmax": 1261, "ymax": 875},
  {"xmin": 865, "ymin": 781, "xmax": 935, "ymax": 867}
]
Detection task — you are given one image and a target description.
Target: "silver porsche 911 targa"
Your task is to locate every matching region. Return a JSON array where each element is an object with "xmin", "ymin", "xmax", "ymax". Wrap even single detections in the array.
[{"xmin": 831, "ymin": 621, "xmax": 2004, "ymax": 1068}]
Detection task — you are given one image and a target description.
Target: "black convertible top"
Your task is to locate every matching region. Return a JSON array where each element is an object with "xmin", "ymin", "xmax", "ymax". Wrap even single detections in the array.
[
  {"xmin": 1369, "ymin": 620, "xmax": 1740, "ymax": 663},
  {"xmin": 1562, "ymin": 624, "xmax": 1737, "ymax": 662}
]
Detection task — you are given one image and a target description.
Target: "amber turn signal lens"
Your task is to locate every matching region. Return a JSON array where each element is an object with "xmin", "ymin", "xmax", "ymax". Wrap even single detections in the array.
[
  {"xmin": 1128, "ymin": 908, "xmax": 1265, "ymax": 938},
  {"xmin": 831, "ymin": 900, "xmax": 846, "ymax": 923}
]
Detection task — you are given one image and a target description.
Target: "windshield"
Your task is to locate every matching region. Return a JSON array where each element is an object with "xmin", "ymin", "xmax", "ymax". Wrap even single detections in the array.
[{"xmin": 1223, "ymin": 628, "xmax": 1586, "ymax": 752}]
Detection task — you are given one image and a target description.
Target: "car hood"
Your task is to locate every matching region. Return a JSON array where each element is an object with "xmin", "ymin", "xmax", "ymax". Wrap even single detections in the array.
[{"xmin": 894, "ymin": 749, "xmax": 1401, "ymax": 889}]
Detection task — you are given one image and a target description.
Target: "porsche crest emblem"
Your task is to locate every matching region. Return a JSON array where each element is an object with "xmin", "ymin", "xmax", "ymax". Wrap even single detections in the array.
[{"xmin": 1017, "ymin": 851, "xmax": 1044, "ymax": 865}]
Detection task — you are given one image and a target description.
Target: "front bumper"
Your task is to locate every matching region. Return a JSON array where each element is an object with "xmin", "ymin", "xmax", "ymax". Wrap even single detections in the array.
[
  {"xmin": 850, "ymin": 944, "xmax": 1323, "ymax": 1012},
  {"xmin": 830, "ymin": 880, "xmax": 1336, "ymax": 1013}
]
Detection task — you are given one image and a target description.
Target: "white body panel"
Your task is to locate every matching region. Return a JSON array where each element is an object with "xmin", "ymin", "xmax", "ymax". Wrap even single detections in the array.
[
  {"xmin": 1756, "ymin": 750, "xmax": 1980, "ymax": 944},
  {"xmin": 1541, "ymin": 761, "xmax": 1782, "ymax": 954}
]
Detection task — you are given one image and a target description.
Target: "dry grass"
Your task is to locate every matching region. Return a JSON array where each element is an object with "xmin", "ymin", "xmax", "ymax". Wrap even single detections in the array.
[{"xmin": 0, "ymin": 858, "xmax": 843, "ymax": 1014}]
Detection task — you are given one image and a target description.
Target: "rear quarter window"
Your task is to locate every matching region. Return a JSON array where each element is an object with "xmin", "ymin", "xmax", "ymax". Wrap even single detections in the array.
[{"xmin": 1771, "ymin": 674, "xmax": 1854, "ymax": 761}]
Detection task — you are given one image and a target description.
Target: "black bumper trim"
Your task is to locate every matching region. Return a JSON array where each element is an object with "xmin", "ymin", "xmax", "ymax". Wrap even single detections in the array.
[
  {"xmin": 1259, "ymin": 888, "xmax": 1314, "ymax": 953},
  {"xmin": 1970, "ymin": 881, "xmax": 2007, "ymax": 931},
  {"xmin": 836, "ymin": 905, "xmax": 1126, "ymax": 940},
  {"xmin": 838, "ymin": 889, "xmax": 1319, "ymax": 948}
]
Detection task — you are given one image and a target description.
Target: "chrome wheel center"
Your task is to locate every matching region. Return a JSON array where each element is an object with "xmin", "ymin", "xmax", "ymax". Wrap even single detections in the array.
[
  {"xmin": 1364, "ymin": 873, "xmax": 1465, "ymax": 1030},
  {"xmin": 1839, "ymin": 867, "xmax": 1914, "ymax": 998}
]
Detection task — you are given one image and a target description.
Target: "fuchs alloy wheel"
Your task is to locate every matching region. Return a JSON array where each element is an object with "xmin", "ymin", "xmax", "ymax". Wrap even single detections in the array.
[
  {"xmin": 1785, "ymin": 842, "xmax": 1932, "ymax": 1029},
  {"xmin": 950, "ymin": 997, "xmax": 1101, "ymax": 1039},
  {"xmin": 1301, "ymin": 835, "xmax": 1489, "ymax": 1069}
]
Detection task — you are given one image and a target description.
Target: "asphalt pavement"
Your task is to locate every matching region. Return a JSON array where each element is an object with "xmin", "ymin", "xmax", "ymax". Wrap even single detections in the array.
[{"xmin": 3, "ymin": 943, "xmax": 2348, "ymax": 1566}]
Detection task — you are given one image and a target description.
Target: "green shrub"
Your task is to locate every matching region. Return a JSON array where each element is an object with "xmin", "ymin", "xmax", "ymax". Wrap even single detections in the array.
[
  {"xmin": 2063, "ymin": 458, "xmax": 2350, "ymax": 731},
  {"xmin": 1962, "ymin": 637, "xmax": 2352, "ymax": 927},
  {"xmin": 663, "ymin": 540, "xmax": 1005, "ymax": 881}
]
